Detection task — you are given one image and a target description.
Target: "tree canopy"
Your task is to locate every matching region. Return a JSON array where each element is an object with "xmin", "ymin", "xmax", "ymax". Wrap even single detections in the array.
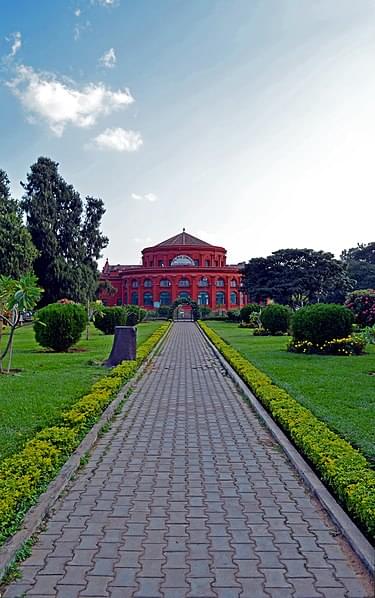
[
  {"xmin": 22, "ymin": 157, "xmax": 108, "ymax": 305},
  {"xmin": 341, "ymin": 242, "xmax": 375, "ymax": 290},
  {"xmin": 244, "ymin": 248, "xmax": 353, "ymax": 305},
  {"xmin": 0, "ymin": 169, "xmax": 37, "ymax": 278}
]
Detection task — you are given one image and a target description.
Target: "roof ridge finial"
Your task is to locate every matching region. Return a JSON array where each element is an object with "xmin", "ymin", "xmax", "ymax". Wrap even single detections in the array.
[{"xmin": 183, "ymin": 227, "xmax": 185, "ymax": 233}]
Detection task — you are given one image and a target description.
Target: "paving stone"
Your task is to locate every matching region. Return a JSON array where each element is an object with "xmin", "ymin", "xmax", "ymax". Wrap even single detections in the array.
[
  {"xmin": 239, "ymin": 578, "xmax": 270, "ymax": 597},
  {"xmin": 80, "ymin": 575, "xmax": 112, "ymax": 596},
  {"xmin": 4, "ymin": 323, "xmax": 372, "ymax": 598}
]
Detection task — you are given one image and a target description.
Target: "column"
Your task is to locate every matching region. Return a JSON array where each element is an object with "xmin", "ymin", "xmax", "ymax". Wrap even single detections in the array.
[
  {"xmin": 225, "ymin": 278, "xmax": 231, "ymax": 309},
  {"xmin": 210, "ymin": 276, "xmax": 216, "ymax": 308},
  {"xmin": 191, "ymin": 276, "xmax": 198, "ymax": 303}
]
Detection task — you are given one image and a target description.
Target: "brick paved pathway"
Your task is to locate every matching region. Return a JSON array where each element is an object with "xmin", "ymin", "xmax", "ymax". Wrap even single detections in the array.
[{"xmin": 5, "ymin": 323, "xmax": 373, "ymax": 598}]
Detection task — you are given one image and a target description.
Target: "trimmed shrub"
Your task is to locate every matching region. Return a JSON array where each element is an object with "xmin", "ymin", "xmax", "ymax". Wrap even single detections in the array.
[
  {"xmin": 253, "ymin": 328, "xmax": 271, "ymax": 336},
  {"xmin": 34, "ymin": 303, "xmax": 87, "ymax": 351},
  {"xmin": 345, "ymin": 289, "xmax": 375, "ymax": 327},
  {"xmin": 288, "ymin": 336, "xmax": 365, "ymax": 356},
  {"xmin": 94, "ymin": 307, "xmax": 127, "ymax": 335},
  {"xmin": 158, "ymin": 306, "xmax": 171, "ymax": 318},
  {"xmin": 199, "ymin": 321, "xmax": 375, "ymax": 541},
  {"xmin": 240, "ymin": 303, "xmax": 261, "ymax": 323},
  {"xmin": 227, "ymin": 310, "xmax": 240, "ymax": 322},
  {"xmin": 124, "ymin": 305, "xmax": 147, "ymax": 325},
  {"xmin": 126, "ymin": 311, "xmax": 139, "ymax": 326},
  {"xmin": 0, "ymin": 322, "xmax": 170, "ymax": 546},
  {"xmin": 260, "ymin": 304, "xmax": 291, "ymax": 334},
  {"xmin": 292, "ymin": 304, "xmax": 353, "ymax": 346},
  {"xmin": 199, "ymin": 306, "xmax": 211, "ymax": 320}
]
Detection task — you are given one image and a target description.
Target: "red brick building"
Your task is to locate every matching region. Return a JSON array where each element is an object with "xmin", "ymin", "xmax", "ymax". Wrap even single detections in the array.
[{"xmin": 100, "ymin": 230, "xmax": 246, "ymax": 310}]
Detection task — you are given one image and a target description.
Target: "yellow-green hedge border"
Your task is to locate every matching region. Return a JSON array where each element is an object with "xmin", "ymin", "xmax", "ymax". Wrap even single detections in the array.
[
  {"xmin": 199, "ymin": 321, "xmax": 375, "ymax": 541},
  {"xmin": 0, "ymin": 323, "xmax": 170, "ymax": 545}
]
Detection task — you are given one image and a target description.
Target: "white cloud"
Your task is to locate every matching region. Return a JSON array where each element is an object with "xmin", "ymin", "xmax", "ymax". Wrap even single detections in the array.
[
  {"xmin": 131, "ymin": 192, "xmax": 158, "ymax": 202},
  {"xmin": 73, "ymin": 19, "xmax": 91, "ymax": 40},
  {"xmin": 92, "ymin": 127, "xmax": 143, "ymax": 151},
  {"xmin": 99, "ymin": 48, "xmax": 116, "ymax": 69},
  {"xmin": 144, "ymin": 193, "xmax": 158, "ymax": 202},
  {"xmin": 74, "ymin": 8, "xmax": 81, "ymax": 17},
  {"xmin": 134, "ymin": 236, "xmax": 152, "ymax": 244},
  {"xmin": 7, "ymin": 65, "xmax": 134, "ymax": 136},
  {"xmin": 92, "ymin": 0, "xmax": 119, "ymax": 6},
  {"xmin": 6, "ymin": 32, "xmax": 22, "ymax": 57}
]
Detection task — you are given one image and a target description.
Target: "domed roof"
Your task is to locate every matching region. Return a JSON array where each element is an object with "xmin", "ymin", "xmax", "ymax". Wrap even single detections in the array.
[{"xmin": 153, "ymin": 229, "xmax": 214, "ymax": 248}]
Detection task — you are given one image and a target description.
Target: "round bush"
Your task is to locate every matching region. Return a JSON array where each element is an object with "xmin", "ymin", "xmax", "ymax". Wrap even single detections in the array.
[
  {"xmin": 34, "ymin": 303, "xmax": 87, "ymax": 351},
  {"xmin": 240, "ymin": 303, "xmax": 261, "ymax": 323},
  {"xmin": 345, "ymin": 289, "xmax": 375, "ymax": 327},
  {"xmin": 292, "ymin": 303, "xmax": 353, "ymax": 345},
  {"xmin": 94, "ymin": 307, "xmax": 127, "ymax": 335},
  {"xmin": 260, "ymin": 304, "xmax": 291, "ymax": 334},
  {"xmin": 126, "ymin": 311, "xmax": 139, "ymax": 326},
  {"xmin": 227, "ymin": 310, "xmax": 240, "ymax": 322}
]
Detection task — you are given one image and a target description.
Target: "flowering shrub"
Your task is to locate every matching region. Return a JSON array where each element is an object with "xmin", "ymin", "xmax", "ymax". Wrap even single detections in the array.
[
  {"xmin": 292, "ymin": 303, "xmax": 353, "ymax": 346},
  {"xmin": 287, "ymin": 336, "xmax": 366, "ymax": 356},
  {"xmin": 253, "ymin": 328, "xmax": 271, "ymax": 336},
  {"xmin": 345, "ymin": 289, "xmax": 375, "ymax": 327},
  {"xmin": 0, "ymin": 322, "xmax": 170, "ymax": 546},
  {"xmin": 199, "ymin": 321, "xmax": 375, "ymax": 540}
]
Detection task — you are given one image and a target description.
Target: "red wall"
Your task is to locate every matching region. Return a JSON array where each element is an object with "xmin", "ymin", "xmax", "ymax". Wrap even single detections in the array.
[{"xmin": 100, "ymin": 243, "xmax": 246, "ymax": 310}]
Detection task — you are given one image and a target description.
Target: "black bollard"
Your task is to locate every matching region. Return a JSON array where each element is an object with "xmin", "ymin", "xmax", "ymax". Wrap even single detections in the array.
[{"xmin": 104, "ymin": 326, "xmax": 137, "ymax": 367}]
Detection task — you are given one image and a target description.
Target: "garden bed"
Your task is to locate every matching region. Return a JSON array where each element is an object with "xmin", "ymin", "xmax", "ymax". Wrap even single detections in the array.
[
  {"xmin": 199, "ymin": 321, "xmax": 375, "ymax": 542},
  {"xmin": 0, "ymin": 322, "xmax": 170, "ymax": 546},
  {"xmin": 205, "ymin": 321, "xmax": 375, "ymax": 461},
  {"xmin": 0, "ymin": 322, "xmax": 162, "ymax": 462}
]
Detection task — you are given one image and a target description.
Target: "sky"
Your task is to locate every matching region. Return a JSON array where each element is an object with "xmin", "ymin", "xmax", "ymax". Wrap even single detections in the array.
[{"xmin": 1, "ymin": 0, "xmax": 374, "ymax": 267}]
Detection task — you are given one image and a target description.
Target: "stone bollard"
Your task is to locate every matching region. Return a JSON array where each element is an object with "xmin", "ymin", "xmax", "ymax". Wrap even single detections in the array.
[{"xmin": 104, "ymin": 326, "xmax": 137, "ymax": 367}]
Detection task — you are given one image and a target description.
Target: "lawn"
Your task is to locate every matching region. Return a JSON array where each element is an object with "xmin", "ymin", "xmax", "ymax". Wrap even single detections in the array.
[
  {"xmin": 206, "ymin": 322, "xmax": 375, "ymax": 463},
  {"xmin": 0, "ymin": 321, "xmax": 162, "ymax": 462}
]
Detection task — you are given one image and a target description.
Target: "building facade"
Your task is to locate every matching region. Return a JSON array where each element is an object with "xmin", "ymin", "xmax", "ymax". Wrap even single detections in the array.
[{"xmin": 100, "ymin": 230, "xmax": 246, "ymax": 310}]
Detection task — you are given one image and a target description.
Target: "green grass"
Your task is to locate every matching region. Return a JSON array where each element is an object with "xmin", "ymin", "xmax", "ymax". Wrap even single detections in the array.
[
  {"xmin": 206, "ymin": 322, "xmax": 375, "ymax": 463},
  {"xmin": 0, "ymin": 321, "xmax": 162, "ymax": 462}
]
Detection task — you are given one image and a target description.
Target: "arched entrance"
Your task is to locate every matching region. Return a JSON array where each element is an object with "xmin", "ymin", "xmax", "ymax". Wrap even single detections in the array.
[
  {"xmin": 174, "ymin": 304, "xmax": 193, "ymax": 321},
  {"xmin": 170, "ymin": 297, "xmax": 199, "ymax": 321}
]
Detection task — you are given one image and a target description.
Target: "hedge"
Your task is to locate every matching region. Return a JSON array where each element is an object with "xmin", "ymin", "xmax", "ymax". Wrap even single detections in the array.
[
  {"xmin": 0, "ymin": 322, "xmax": 170, "ymax": 546},
  {"xmin": 199, "ymin": 321, "xmax": 375, "ymax": 541}
]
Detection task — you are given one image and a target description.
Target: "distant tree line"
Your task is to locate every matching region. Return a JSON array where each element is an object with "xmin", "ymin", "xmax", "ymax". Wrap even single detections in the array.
[
  {"xmin": 0, "ymin": 157, "xmax": 373, "ymax": 308},
  {"xmin": 244, "ymin": 244, "xmax": 375, "ymax": 306},
  {"xmin": 0, "ymin": 157, "xmax": 108, "ymax": 305}
]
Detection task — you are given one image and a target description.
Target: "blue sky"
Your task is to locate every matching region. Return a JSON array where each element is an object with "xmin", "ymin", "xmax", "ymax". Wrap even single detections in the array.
[{"xmin": 1, "ymin": 0, "xmax": 374, "ymax": 266}]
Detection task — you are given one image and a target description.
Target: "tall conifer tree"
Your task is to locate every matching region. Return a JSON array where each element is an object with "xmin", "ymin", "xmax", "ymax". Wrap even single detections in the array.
[
  {"xmin": 0, "ymin": 168, "xmax": 37, "ymax": 278},
  {"xmin": 22, "ymin": 157, "xmax": 108, "ymax": 305}
]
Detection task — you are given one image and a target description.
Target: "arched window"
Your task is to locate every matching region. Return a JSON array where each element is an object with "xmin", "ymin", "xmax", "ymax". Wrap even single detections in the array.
[
  {"xmin": 178, "ymin": 278, "xmax": 190, "ymax": 287},
  {"xmin": 230, "ymin": 291, "xmax": 237, "ymax": 305},
  {"xmin": 144, "ymin": 279, "xmax": 152, "ymax": 288},
  {"xmin": 198, "ymin": 292, "xmax": 209, "ymax": 306},
  {"xmin": 143, "ymin": 292, "xmax": 153, "ymax": 306},
  {"xmin": 230, "ymin": 279, "xmax": 237, "ymax": 287},
  {"xmin": 198, "ymin": 277, "xmax": 209, "ymax": 287},
  {"xmin": 171, "ymin": 255, "xmax": 194, "ymax": 266},
  {"xmin": 160, "ymin": 291, "xmax": 171, "ymax": 305},
  {"xmin": 179, "ymin": 291, "xmax": 190, "ymax": 300},
  {"xmin": 216, "ymin": 291, "xmax": 225, "ymax": 305},
  {"xmin": 216, "ymin": 278, "xmax": 225, "ymax": 287},
  {"xmin": 160, "ymin": 279, "xmax": 171, "ymax": 287},
  {"xmin": 131, "ymin": 279, "xmax": 139, "ymax": 288},
  {"xmin": 131, "ymin": 292, "xmax": 138, "ymax": 305}
]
